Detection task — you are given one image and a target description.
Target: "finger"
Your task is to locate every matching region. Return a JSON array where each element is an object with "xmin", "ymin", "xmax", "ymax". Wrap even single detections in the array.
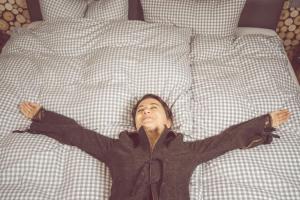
[
  {"xmin": 270, "ymin": 110, "xmax": 283, "ymax": 119},
  {"xmin": 276, "ymin": 114, "xmax": 289, "ymax": 120},
  {"xmin": 30, "ymin": 104, "xmax": 41, "ymax": 113},
  {"xmin": 278, "ymin": 108, "xmax": 289, "ymax": 112},
  {"xmin": 25, "ymin": 109, "xmax": 35, "ymax": 119},
  {"xmin": 19, "ymin": 104, "xmax": 34, "ymax": 119},
  {"xmin": 20, "ymin": 107, "xmax": 30, "ymax": 118},
  {"xmin": 22, "ymin": 102, "xmax": 30, "ymax": 110},
  {"xmin": 274, "ymin": 112, "xmax": 290, "ymax": 122},
  {"xmin": 275, "ymin": 110, "xmax": 289, "ymax": 117},
  {"xmin": 20, "ymin": 106, "xmax": 27, "ymax": 115},
  {"xmin": 21, "ymin": 101, "xmax": 31, "ymax": 106},
  {"xmin": 28, "ymin": 102, "xmax": 40, "ymax": 110},
  {"xmin": 21, "ymin": 104, "xmax": 29, "ymax": 113},
  {"xmin": 23, "ymin": 107, "xmax": 31, "ymax": 116},
  {"xmin": 277, "ymin": 110, "xmax": 290, "ymax": 117},
  {"xmin": 23, "ymin": 104, "xmax": 32, "ymax": 113},
  {"xmin": 24, "ymin": 103, "xmax": 38, "ymax": 114},
  {"xmin": 19, "ymin": 102, "xmax": 28, "ymax": 110},
  {"xmin": 26, "ymin": 102, "xmax": 36, "ymax": 109},
  {"xmin": 275, "ymin": 117, "xmax": 289, "ymax": 126},
  {"xmin": 24, "ymin": 102, "xmax": 34, "ymax": 110},
  {"xmin": 278, "ymin": 113, "xmax": 290, "ymax": 121}
]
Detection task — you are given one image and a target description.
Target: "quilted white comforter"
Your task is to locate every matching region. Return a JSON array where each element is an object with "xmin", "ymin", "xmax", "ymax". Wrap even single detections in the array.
[{"xmin": 0, "ymin": 18, "xmax": 299, "ymax": 199}]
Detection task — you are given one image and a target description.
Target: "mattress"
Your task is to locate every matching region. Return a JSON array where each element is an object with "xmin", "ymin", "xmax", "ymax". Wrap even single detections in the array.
[{"xmin": 0, "ymin": 18, "xmax": 299, "ymax": 199}]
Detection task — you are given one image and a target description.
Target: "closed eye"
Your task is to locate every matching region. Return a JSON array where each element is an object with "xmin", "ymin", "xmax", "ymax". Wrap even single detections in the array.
[{"xmin": 137, "ymin": 108, "xmax": 144, "ymax": 113}]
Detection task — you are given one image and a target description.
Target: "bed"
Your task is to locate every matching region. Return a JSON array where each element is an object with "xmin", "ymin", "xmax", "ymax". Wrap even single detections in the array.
[{"xmin": 1, "ymin": 0, "xmax": 300, "ymax": 199}]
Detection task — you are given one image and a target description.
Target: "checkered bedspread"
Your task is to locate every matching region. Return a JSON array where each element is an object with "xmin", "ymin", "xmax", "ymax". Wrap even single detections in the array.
[{"xmin": 0, "ymin": 18, "xmax": 299, "ymax": 199}]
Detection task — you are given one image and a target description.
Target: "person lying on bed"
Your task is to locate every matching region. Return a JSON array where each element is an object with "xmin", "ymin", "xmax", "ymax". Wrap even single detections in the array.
[{"xmin": 16, "ymin": 94, "xmax": 290, "ymax": 200}]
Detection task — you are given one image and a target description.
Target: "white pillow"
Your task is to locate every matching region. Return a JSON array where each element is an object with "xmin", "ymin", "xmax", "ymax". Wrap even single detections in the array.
[
  {"xmin": 191, "ymin": 35, "xmax": 235, "ymax": 61},
  {"xmin": 190, "ymin": 35, "xmax": 297, "ymax": 138},
  {"xmin": 85, "ymin": 0, "xmax": 128, "ymax": 21},
  {"xmin": 141, "ymin": 0, "xmax": 246, "ymax": 36},
  {"xmin": 39, "ymin": 0, "xmax": 88, "ymax": 20},
  {"xmin": 16, "ymin": 19, "xmax": 194, "ymax": 137}
]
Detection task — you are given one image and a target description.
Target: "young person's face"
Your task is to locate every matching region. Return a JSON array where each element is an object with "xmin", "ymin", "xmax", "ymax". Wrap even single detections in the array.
[{"xmin": 135, "ymin": 98, "xmax": 171, "ymax": 132}]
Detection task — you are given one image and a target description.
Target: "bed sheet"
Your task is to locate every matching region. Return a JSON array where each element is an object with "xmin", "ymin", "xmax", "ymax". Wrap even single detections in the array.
[
  {"xmin": 190, "ymin": 32, "xmax": 300, "ymax": 199},
  {"xmin": 0, "ymin": 18, "xmax": 299, "ymax": 200},
  {"xmin": 0, "ymin": 18, "xmax": 194, "ymax": 200}
]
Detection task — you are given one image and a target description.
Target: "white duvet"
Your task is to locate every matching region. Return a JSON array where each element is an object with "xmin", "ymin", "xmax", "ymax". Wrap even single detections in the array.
[{"xmin": 0, "ymin": 18, "xmax": 299, "ymax": 199}]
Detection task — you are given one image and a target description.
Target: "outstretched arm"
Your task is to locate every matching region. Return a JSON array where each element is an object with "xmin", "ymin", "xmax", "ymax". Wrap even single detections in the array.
[
  {"xmin": 19, "ymin": 102, "xmax": 77, "ymax": 125},
  {"xmin": 186, "ymin": 110, "xmax": 290, "ymax": 165},
  {"xmin": 16, "ymin": 102, "xmax": 115, "ymax": 162}
]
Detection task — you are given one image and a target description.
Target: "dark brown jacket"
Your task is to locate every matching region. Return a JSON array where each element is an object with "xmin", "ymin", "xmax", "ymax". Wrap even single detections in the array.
[{"xmin": 17, "ymin": 110, "xmax": 277, "ymax": 200}]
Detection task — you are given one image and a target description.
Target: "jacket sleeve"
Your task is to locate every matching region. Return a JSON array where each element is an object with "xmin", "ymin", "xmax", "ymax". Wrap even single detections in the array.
[
  {"xmin": 26, "ymin": 109, "xmax": 115, "ymax": 163},
  {"xmin": 186, "ymin": 114, "xmax": 278, "ymax": 165}
]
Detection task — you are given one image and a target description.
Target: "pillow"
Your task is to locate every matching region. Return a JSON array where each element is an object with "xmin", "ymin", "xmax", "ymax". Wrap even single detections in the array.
[
  {"xmin": 39, "ymin": 0, "xmax": 88, "ymax": 20},
  {"xmin": 5, "ymin": 19, "xmax": 194, "ymax": 137},
  {"xmin": 85, "ymin": 0, "xmax": 128, "ymax": 21},
  {"xmin": 29, "ymin": 0, "xmax": 139, "ymax": 21},
  {"xmin": 190, "ymin": 35, "xmax": 297, "ymax": 138},
  {"xmin": 191, "ymin": 35, "xmax": 235, "ymax": 61},
  {"xmin": 140, "ymin": 0, "xmax": 246, "ymax": 36}
]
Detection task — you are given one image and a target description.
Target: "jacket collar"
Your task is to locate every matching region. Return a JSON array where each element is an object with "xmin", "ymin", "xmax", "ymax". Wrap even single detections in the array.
[{"xmin": 128, "ymin": 127, "xmax": 177, "ymax": 149}]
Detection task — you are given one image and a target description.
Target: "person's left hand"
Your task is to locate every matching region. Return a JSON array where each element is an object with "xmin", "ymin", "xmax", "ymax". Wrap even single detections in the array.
[
  {"xmin": 269, "ymin": 109, "xmax": 291, "ymax": 128},
  {"xmin": 19, "ymin": 102, "xmax": 42, "ymax": 120}
]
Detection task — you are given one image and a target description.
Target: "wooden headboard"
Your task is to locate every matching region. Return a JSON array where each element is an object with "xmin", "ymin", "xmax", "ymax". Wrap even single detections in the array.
[
  {"xmin": 26, "ymin": 0, "xmax": 42, "ymax": 22},
  {"xmin": 26, "ymin": 0, "xmax": 284, "ymax": 30},
  {"xmin": 238, "ymin": 0, "xmax": 284, "ymax": 30}
]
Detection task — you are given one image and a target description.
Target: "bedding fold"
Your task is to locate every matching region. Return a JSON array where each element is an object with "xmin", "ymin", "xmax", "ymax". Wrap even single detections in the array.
[{"xmin": 0, "ymin": 18, "xmax": 299, "ymax": 200}]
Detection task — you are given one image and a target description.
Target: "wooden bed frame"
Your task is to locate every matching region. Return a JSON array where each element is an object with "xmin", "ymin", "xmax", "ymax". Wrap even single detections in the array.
[
  {"xmin": 238, "ymin": 0, "xmax": 284, "ymax": 30},
  {"xmin": 26, "ymin": 0, "xmax": 284, "ymax": 30}
]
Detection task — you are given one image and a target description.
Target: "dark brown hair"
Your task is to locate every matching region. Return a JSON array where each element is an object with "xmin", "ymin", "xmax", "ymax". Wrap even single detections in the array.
[{"xmin": 131, "ymin": 94, "xmax": 173, "ymax": 128}]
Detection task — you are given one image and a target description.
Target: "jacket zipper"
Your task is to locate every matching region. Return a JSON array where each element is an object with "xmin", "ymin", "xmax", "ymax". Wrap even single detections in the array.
[
  {"xmin": 149, "ymin": 140, "xmax": 155, "ymax": 200},
  {"xmin": 150, "ymin": 155, "xmax": 154, "ymax": 200}
]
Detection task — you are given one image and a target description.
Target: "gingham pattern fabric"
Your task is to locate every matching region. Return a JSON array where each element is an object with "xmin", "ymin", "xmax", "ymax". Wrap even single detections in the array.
[
  {"xmin": 0, "ymin": 19, "xmax": 194, "ymax": 199},
  {"xmin": 191, "ymin": 34, "xmax": 300, "ymax": 138},
  {"xmin": 191, "ymin": 35, "xmax": 235, "ymax": 61},
  {"xmin": 190, "ymin": 34, "xmax": 300, "ymax": 199},
  {"xmin": 1, "ymin": 18, "xmax": 193, "ymax": 137},
  {"xmin": 201, "ymin": 132, "xmax": 300, "ymax": 199},
  {"xmin": 85, "ymin": 0, "xmax": 128, "ymax": 21},
  {"xmin": 140, "ymin": 0, "xmax": 246, "ymax": 36},
  {"xmin": 39, "ymin": 0, "xmax": 88, "ymax": 20},
  {"xmin": 1, "ymin": 19, "xmax": 300, "ymax": 200},
  {"xmin": 0, "ymin": 133, "xmax": 112, "ymax": 200}
]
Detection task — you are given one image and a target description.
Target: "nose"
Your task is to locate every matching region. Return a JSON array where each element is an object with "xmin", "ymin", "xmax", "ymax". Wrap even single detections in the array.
[{"xmin": 143, "ymin": 108, "xmax": 151, "ymax": 115}]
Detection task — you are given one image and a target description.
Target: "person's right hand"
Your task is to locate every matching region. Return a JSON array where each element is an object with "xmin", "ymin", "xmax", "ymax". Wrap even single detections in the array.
[{"xmin": 19, "ymin": 102, "xmax": 42, "ymax": 119}]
